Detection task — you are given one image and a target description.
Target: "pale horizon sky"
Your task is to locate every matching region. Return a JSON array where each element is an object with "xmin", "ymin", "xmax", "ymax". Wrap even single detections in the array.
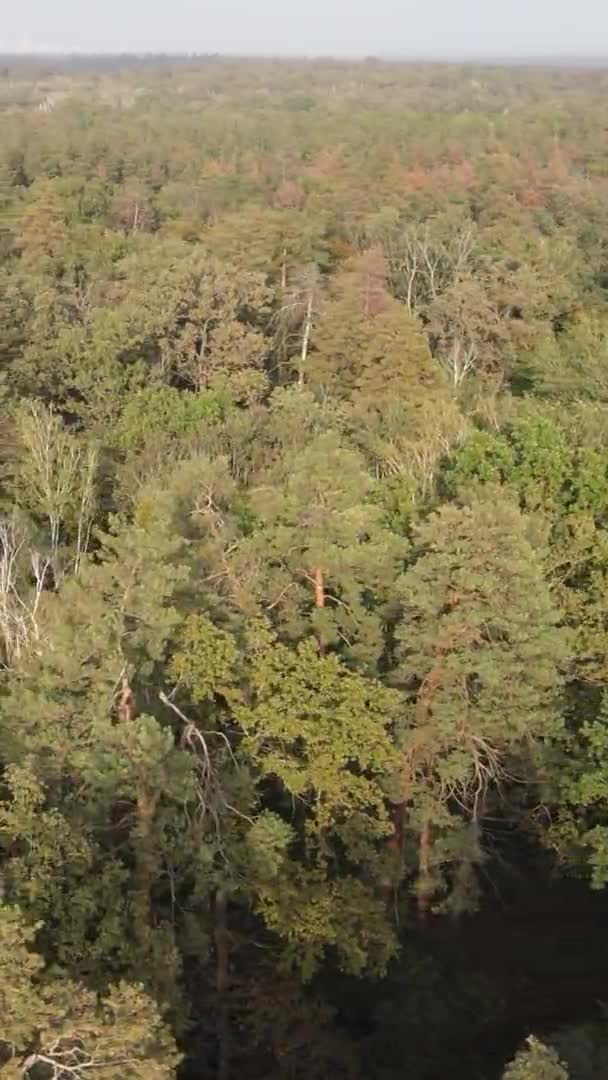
[{"xmin": 1, "ymin": 0, "xmax": 607, "ymax": 59}]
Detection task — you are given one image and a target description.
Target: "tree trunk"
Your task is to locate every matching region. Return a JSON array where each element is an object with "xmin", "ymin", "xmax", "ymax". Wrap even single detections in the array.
[
  {"xmin": 298, "ymin": 292, "xmax": 314, "ymax": 390},
  {"xmin": 406, "ymin": 266, "xmax": 416, "ymax": 314},
  {"xmin": 412, "ymin": 648, "xmax": 448, "ymax": 922},
  {"xmin": 313, "ymin": 566, "xmax": 325, "ymax": 609},
  {"xmin": 383, "ymin": 801, "xmax": 405, "ymax": 903},
  {"xmin": 214, "ymin": 888, "xmax": 230, "ymax": 1080},
  {"xmin": 134, "ymin": 787, "xmax": 159, "ymax": 963},
  {"xmin": 281, "ymin": 248, "xmax": 288, "ymax": 290},
  {"xmin": 118, "ymin": 675, "xmax": 136, "ymax": 724},
  {"xmin": 312, "ymin": 566, "xmax": 326, "ymax": 655},
  {"xmin": 417, "ymin": 819, "xmax": 432, "ymax": 922}
]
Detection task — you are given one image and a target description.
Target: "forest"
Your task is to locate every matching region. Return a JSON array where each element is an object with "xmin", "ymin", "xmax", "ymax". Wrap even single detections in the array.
[{"xmin": 3, "ymin": 53, "xmax": 608, "ymax": 1078}]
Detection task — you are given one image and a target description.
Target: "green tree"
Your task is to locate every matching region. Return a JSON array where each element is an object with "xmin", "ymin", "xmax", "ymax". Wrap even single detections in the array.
[
  {"xmin": 0, "ymin": 905, "xmax": 180, "ymax": 1079},
  {"xmin": 129, "ymin": 243, "xmax": 271, "ymax": 401},
  {"xmin": 240, "ymin": 430, "xmax": 404, "ymax": 669},
  {"xmin": 502, "ymin": 1037, "xmax": 569, "ymax": 1080},
  {"xmin": 0, "ymin": 507, "xmax": 192, "ymax": 992},
  {"xmin": 173, "ymin": 617, "xmax": 401, "ymax": 977},
  {"xmin": 391, "ymin": 493, "xmax": 568, "ymax": 916}
]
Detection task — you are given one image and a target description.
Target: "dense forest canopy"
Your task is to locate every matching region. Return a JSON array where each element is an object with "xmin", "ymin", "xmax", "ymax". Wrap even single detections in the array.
[{"xmin": 3, "ymin": 54, "xmax": 608, "ymax": 1078}]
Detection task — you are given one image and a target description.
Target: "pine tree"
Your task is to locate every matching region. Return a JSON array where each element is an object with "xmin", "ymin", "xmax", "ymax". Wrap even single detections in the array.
[
  {"xmin": 391, "ymin": 492, "xmax": 568, "ymax": 916},
  {"xmin": 308, "ymin": 249, "xmax": 439, "ymax": 404},
  {"xmin": 240, "ymin": 430, "xmax": 405, "ymax": 669},
  {"xmin": 0, "ymin": 905, "xmax": 181, "ymax": 1079},
  {"xmin": 15, "ymin": 180, "xmax": 67, "ymax": 273},
  {"xmin": 0, "ymin": 509, "xmax": 192, "ymax": 994}
]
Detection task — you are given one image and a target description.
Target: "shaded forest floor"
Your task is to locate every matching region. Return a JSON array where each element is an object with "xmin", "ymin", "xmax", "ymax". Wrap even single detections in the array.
[
  {"xmin": 323, "ymin": 856, "xmax": 608, "ymax": 1079},
  {"xmin": 433, "ymin": 881, "xmax": 608, "ymax": 1076}
]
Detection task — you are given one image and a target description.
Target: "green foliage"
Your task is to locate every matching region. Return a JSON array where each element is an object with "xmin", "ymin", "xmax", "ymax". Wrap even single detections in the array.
[
  {"xmin": 445, "ymin": 404, "xmax": 608, "ymax": 520},
  {"xmin": 240, "ymin": 430, "xmax": 405, "ymax": 668},
  {"xmin": 553, "ymin": 693, "xmax": 608, "ymax": 889},
  {"xmin": 0, "ymin": 905, "xmax": 46, "ymax": 1051},
  {"xmin": 172, "ymin": 618, "xmax": 400, "ymax": 975},
  {"xmin": 5, "ymin": 52, "xmax": 608, "ymax": 1080},
  {"xmin": 307, "ymin": 253, "xmax": 439, "ymax": 403},
  {"xmin": 239, "ymin": 631, "xmax": 399, "ymax": 833},
  {"xmin": 116, "ymin": 385, "xmax": 231, "ymax": 450},
  {"xmin": 0, "ymin": 905, "xmax": 181, "ymax": 1078},
  {"xmin": 393, "ymin": 493, "xmax": 568, "ymax": 908},
  {"xmin": 502, "ymin": 1037, "xmax": 569, "ymax": 1080},
  {"xmin": 527, "ymin": 315, "xmax": 608, "ymax": 403}
]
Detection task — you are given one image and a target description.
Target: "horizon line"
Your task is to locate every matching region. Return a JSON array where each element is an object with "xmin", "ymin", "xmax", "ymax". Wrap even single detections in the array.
[{"xmin": 3, "ymin": 50, "xmax": 608, "ymax": 65}]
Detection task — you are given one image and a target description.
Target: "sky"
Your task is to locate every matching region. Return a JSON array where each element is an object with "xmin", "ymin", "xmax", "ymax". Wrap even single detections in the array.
[{"xmin": 1, "ymin": 0, "xmax": 607, "ymax": 59}]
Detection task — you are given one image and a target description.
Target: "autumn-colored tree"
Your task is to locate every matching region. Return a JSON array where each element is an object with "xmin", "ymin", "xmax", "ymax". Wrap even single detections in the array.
[
  {"xmin": 308, "ymin": 248, "xmax": 440, "ymax": 402},
  {"xmin": 16, "ymin": 180, "xmax": 67, "ymax": 272}
]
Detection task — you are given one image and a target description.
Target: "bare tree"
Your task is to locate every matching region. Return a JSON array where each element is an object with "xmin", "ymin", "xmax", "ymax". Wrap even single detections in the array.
[
  {"xmin": 16, "ymin": 402, "xmax": 98, "ymax": 582},
  {"xmin": 440, "ymin": 338, "xmax": 479, "ymax": 389},
  {"xmin": 273, "ymin": 264, "xmax": 323, "ymax": 388},
  {"xmin": 0, "ymin": 514, "xmax": 49, "ymax": 667},
  {"xmin": 385, "ymin": 221, "xmax": 476, "ymax": 313}
]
